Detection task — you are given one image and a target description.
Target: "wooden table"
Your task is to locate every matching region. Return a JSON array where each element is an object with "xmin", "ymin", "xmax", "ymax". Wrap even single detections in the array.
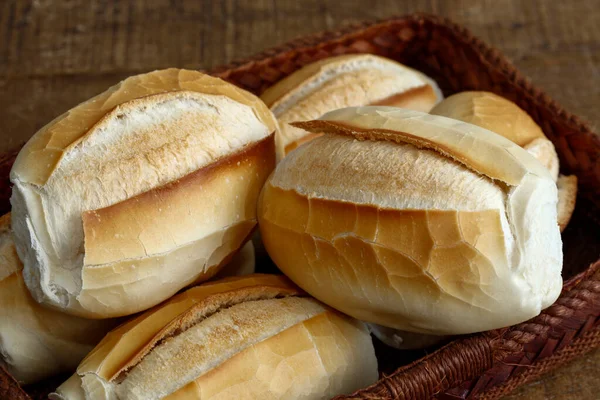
[{"xmin": 1, "ymin": 1, "xmax": 598, "ymax": 398}]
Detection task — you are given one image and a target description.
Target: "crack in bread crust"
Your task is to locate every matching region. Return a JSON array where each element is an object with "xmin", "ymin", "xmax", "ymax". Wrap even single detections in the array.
[{"xmin": 112, "ymin": 285, "xmax": 305, "ymax": 383}]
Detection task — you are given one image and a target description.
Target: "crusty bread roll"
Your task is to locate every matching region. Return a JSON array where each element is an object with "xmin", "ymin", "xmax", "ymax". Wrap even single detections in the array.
[
  {"xmin": 10, "ymin": 69, "xmax": 278, "ymax": 318},
  {"xmin": 258, "ymin": 106, "xmax": 563, "ymax": 336},
  {"xmin": 261, "ymin": 54, "xmax": 442, "ymax": 156},
  {"xmin": 430, "ymin": 91, "xmax": 577, "ymax": 230},
  {"xmin": 0, "ymin": 214, "xmax": 117, "ymax": 384},
  {"xmin": 51, "ymin": 275, "xmax": 377, "ymax": 400}
]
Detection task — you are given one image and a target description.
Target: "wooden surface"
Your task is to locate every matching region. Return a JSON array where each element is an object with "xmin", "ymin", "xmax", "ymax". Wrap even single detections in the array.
[{"xmin": 1, "ymin": 0, "xmax": 598, "ymax": 398}]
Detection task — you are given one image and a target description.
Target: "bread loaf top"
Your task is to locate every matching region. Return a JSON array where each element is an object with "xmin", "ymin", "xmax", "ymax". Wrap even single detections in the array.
[{"xmin": 261, "ymin": 54, "xmax": 442, "ymax": 156}]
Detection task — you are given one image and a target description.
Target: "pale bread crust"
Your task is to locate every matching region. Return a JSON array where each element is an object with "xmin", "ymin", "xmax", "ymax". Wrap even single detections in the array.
[
  {"xmin": 70, "ymin": 137, "xmax": 273, "ymax": 317},
  {"xmin": 260, "ymin": 107, "xmax": 563, "ymax": 335},
  {"xmin": 259, "ymin": 184, "xmax": 522, "ymax": 334},
  {"xmin": 0, "ymin": 214, "xmax": 117, "ymax": 384},
  {"xmin": 12, "ymin": 69, "xmax": 276, "ymax": 185},
  {"xmin": 81, "ymin": 137, "xmax": 271, "ymax": 266},
  {"xmin": 524, "ymin": 138, "xmax": 560, "ymax": 182},
  {"xmin": 430, "ymin": 91, "xmax": 545, "ymax": 147},
  {"xmin": 261, "ymin": 54, "xmax": 442, "ymax": 156},
  {"xmin": 52, "ymin": 275, "xmax": 377, "ymax": 400},
  {"xmin": 9, "ymin": 69, "xmax": 278, "ymax": 318},
  {"xmin": 290, "ymin": 108, "xmax": 551, "ymax": 185},
  {"xmin": 117, "ymin": 297, "xmax": 327, "ymax": 399},
  {"xmin": 164, "ymin": 311, "xmax": 377, "ymax": 400},
  {"xmin": 557, "ymin": 174, "xmax": 578, "ymax": 231},
  {"xmin": 431, "ymin": 91, "xmax": 577, "ymax": 230},
  {"xmin": 77, "ymin": 275, "xmax": 303, "ymax": 382}
]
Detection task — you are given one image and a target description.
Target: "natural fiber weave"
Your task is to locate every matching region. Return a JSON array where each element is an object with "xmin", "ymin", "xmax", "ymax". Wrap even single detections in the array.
[
  {"xmin": 0, "ymin": 13, "xmax": 598, "ymax": 400},
  {"xmin": 478, "ymin": 328, "xmax": 600, "ymax": 400},
  {"xmin": 335, "ymin": 263, "xmax": 600, "ymax": 400},
  {"xmin": 0, "ymin": 367, "xmax": 28, "ymax": 400}
]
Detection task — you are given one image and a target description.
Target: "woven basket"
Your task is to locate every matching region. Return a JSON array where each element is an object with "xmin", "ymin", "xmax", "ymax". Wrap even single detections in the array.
[{"xmin": 1, "ymin": 13, "xmax": 598, "ymax": 400}]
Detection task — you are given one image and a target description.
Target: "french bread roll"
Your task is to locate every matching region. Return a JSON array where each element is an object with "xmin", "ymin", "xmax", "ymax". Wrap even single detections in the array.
[
  {"xmin": 10, "ymin": 69, "xmax": 278, "ymax": 318},
  {"xmin": 430, "ymin": 91, "xmax": 577, "ymax": 230},
  {"xmin": 51, "ymin": 274, "xmax": 377, "ymax": 400},
  {"xmin": 0, "ymin": 214, "xmax": 117, "ymax": 384},
  {"xmin": 258, "ymin": 106, "xmax": 563, "ymax": 337},
  {"xmin": 261, "ymin": 54, "xmax": 442, "ymax": 157}
]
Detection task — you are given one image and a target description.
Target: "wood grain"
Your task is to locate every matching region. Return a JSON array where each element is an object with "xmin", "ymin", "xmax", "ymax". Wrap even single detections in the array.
[{"xmin": 0, "ymin": 1, "xmax": 598, "ymax": 399}]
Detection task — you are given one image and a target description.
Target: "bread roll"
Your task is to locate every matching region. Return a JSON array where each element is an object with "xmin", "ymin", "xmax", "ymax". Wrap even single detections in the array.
[
  {"xmin": 51, "ymin": 275, "xmax": 377, "ymax": 400},
  {"xmin": 261, "ymin": 54, "xmax": 442, "ymax": 156},
  {"xmin": 258, "ymin": 106, "xmax": 563, "ymax": 336},
  {"xmin": 430, "ymin": 91, "xmax": 577, "ymax": 230},
  {"xmin": 10, "ymin": 69, "xmax": 278, "ymax": 318},
  {"xmin": 0, "ymin": 214, "xmax": 117, "ymax": 384}
]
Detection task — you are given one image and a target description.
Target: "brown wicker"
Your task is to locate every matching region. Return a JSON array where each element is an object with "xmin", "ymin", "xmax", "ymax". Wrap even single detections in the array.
[
  {"xmin": 0, "ymin": 367, "xmax": 28, "ymax": 400},
  {"xmin": 0, "ymin": 13, "xmax": 598, "ymax": 400}
]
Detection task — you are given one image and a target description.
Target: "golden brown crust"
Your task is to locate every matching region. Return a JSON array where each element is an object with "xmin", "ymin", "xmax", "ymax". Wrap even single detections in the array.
[
  {"xmin": 258, "ymin": 183, "xmax": 520, "ymax": 335},
  {"xmin": 291, "ymin": 118, "xmax": 533, "ymax": 186},
  {"xmin": 281, "ymin": 86, "xmax": 438, "ymax": 154},
  {"xmin": 261, "ymin": 54, "xmax": 441, "ymax": 158},
  {"xmin": 12, "ymin": 69, "xmax": 277, "ymax": 186},
  {"xmin": 82, "ymin": 135, "xmax": 275, "ymax": 266},
  {"xmin": 112, "ymin": 283, "xmax": 305, "ymax": 382},
  {"xmin": 429, "ymin": 91, "xmax": 546, "ymax": 146},
  {"xmin": 163, "ymin": 311, "xmax": 377, "ymax": 400},
  {"xmin": 370, "ymin": 84, "xmax": 438, "ymax": 111},
  {"xmin": 260, "ymin": 55, "xmax": 354, "ymax": 107},
  {"xmin": 261, "ymin": 54, "xmax": 440, "ymax": 110},
  {"xmin": 10, "ymin": 70, "xmax": 279, "ymax": 318},
  {"xmin": 55, "ymin": 275, "xmax": 378, "ymax": 400},
  {"xmin": 261, "ymin": 107, "xmax": 562, "ymax": 337},
  {"xmin": 431, "ymin": 91, "xmax": 577, "ymax": 231},
  {"xmin": 557, "ymin": 174, "xmax": 578, "ymax": 232},
  {"xmin": 76, "ymin": 275, "xmax": 303, "ymax": 381}
]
